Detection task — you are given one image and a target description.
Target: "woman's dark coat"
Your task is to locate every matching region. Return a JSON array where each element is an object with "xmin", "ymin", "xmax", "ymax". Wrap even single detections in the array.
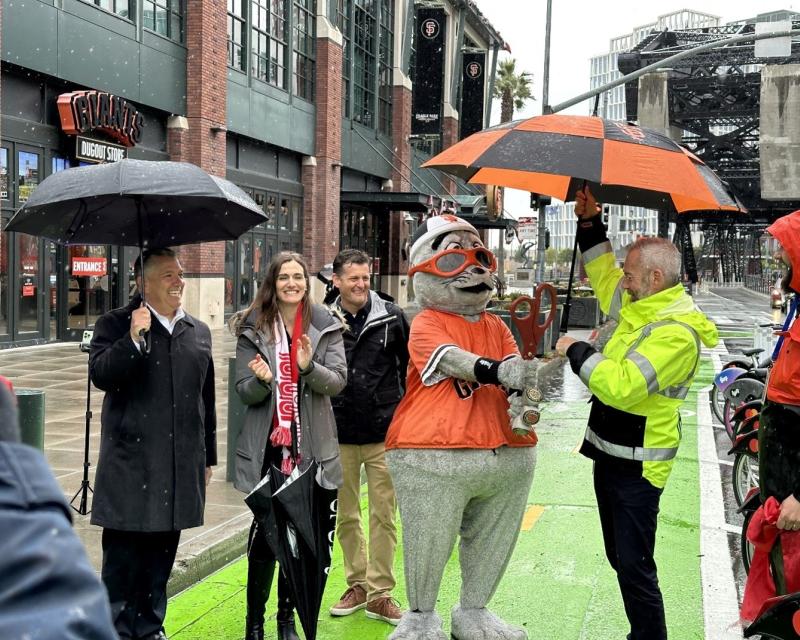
[
  {"xmin": 89, "ymin": 295, "xmax": 217, "ymax": 532},
  {"xmin": 232, "ymin": 304, "xmax": 347, "ymax": 492}
]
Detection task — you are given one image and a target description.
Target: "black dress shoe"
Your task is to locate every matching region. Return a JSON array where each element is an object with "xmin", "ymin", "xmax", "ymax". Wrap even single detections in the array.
[{"xmin": 140, "ymin": 631, "xmax": 168, "ymax": 640}]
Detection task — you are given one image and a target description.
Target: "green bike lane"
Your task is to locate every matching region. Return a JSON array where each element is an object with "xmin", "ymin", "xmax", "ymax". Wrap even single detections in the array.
[{"xmin": 164, "ymin": 360, "xmax": 713, "ymax": 640}]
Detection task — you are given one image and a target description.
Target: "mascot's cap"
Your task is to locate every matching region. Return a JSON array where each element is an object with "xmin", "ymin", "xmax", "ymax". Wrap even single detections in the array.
[{"xmin": 409, "ymin": 215, "xmax": 478, "ymax": 264}]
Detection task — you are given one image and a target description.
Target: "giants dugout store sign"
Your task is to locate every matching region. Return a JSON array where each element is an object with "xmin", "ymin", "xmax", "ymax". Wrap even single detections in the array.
[
  {"xmin": 57, "ymin": 90, "xmax": 145, "ymax": 147},
  {"xmin": 411, "ymin": 7, "xmax": 447, "ymax": 136},
  {"xmin": 460, "ymin": 51, "xmax": 486, "ymax": 140}
]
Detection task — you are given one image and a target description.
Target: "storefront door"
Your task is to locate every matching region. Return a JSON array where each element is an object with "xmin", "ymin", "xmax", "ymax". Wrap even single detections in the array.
[{"xmin": 58, "ymin": 244, "xmax": 113, "ymax": 341}]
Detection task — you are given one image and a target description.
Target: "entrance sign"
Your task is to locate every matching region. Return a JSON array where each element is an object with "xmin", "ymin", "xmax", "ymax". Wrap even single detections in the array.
[{"xmin": 72, "ymin": 256, "xmax": 108, "ymax": 277}]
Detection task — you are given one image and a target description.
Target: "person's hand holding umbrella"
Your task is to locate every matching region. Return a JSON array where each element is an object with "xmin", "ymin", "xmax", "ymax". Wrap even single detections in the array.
[
  {"xmin": 575, "ymin": 186, "xmax": 602, "ymax": 219},
  {"xmin": 129, "ymin": 303, "xmax": 151, "ymax": 346}
]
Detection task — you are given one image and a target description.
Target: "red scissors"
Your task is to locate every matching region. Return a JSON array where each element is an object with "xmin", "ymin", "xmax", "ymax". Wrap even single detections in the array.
[{"xmin": 509, "ymin": 283, "xmax": 558, "ymax": 359}]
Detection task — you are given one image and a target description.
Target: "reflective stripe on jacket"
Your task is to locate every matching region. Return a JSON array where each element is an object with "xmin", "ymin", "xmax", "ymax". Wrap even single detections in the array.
[{"xmin": 568, "ymin": 216, "xmax": 719, "ymax": 488}]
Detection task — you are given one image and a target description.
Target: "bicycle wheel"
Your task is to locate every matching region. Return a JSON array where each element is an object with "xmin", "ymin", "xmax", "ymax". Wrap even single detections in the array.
[
  {"xmin": 710, "ymin": 384, "xmax": 726, "ymax": 424},
  {"xmin": 741, "ymin": 508, "xmax": 755, "ymax": 574},
  {"xmin": 733, "ymin": 453, "xmax": 760, "ymax": 508}
]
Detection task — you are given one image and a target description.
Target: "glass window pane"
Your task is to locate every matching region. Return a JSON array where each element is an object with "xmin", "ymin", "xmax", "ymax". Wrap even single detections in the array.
[
  {"xmin": 1, "ymin": 149, "xmax": 9, "ymax": 201},
  {"xmin": 0, "ymin": 231, "xmax": 8, "ymax": 336},
  {"xmin": 18, "ymin": 234, "xmax": 39, "ymax": 333},
  {"xmin": 17, "ymin": 151, "xmax": 39, "ymax": 204},
  {"xmin": 279, "ymin": 197, "xmax": 289, "ymax": 230}
]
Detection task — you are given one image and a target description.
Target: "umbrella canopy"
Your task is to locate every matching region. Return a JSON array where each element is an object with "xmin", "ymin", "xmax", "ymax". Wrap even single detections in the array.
[
  {"xmin": 5, "ymin": 158, "xmax": 267, "ymax": 245},
  {"xmin": 245, "ymin": 461, "xmax": 337, "ymax": 640},
  {"xmin": 423, "ymin": 114, "xmax": 746, "ymax": 214}
]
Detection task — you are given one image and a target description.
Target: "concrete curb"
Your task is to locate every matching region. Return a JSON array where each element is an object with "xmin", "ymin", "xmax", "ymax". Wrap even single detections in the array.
[{"xmin": 168, "ymin": 525, "xmax": 250, "ymax": 597}]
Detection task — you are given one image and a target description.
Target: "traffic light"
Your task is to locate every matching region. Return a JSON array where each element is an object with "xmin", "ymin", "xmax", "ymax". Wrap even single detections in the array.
[
  {"xmin": 602, "ymin": 205, "xmax": 610, "ymax": 226},
  {"xmin": 545, "ymin": 228, "xmax": 551, "ymax": 249}
]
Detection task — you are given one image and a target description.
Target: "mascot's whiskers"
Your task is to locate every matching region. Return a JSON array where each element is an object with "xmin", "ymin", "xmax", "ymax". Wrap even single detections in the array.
[{"xmin": 385, "ymin": 215, "xmax": 543, "ymax": 640}]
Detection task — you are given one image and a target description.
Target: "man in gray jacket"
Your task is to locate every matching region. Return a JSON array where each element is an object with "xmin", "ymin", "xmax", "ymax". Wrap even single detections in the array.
[{"xmin": 328, "ymin": 249, "xmax": 410, "ymax": 625}]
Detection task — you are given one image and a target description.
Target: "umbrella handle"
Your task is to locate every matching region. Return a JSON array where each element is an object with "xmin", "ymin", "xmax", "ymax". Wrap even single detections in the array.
[{"xmin": 138, "ymin": 329, "xmax": 151, "ymax": 355}]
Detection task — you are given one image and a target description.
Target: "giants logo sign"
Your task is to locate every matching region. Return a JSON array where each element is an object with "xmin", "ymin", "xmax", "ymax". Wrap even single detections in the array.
[
  {"xmin": 58, "ymin": 90, "xmax": 144, "ymax": 147},
  {"xmin": 421, "ymin": 18, "xmax": 440, "ymax": 39},
  {"xmin": 466, "ymin": 61, "xmax": 482, "ymax": 79}
]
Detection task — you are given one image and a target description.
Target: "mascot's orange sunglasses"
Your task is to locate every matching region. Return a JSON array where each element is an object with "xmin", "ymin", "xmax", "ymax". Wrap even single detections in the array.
[{"xmin": 408, "ymin": 247, "xmax": 497, "ymax": 277}]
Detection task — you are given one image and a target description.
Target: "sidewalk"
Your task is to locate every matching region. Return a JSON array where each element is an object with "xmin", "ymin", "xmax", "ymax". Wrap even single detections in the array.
[
  {"xmin": 0, "ymin": 327, "xmax": 253, "ymax": 595},
  {"xmin": 163, "ymin": 357, "xmax": 713, "ymax": 639}
]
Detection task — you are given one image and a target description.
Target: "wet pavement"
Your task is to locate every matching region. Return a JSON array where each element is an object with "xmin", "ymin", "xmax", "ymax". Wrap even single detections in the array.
[
  {"xmin": 0, "ymin": 327, "xmax": 251, "ymax": 596},
  {"xmin": 0, "ymin": 286, "xmax": 779, "ymax": 627}
]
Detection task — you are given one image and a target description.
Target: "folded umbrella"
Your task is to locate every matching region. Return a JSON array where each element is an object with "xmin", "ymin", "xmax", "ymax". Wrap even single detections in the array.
[{"xmin": 271, "ymin": 461, "xmax": 338, "ymax": 640}]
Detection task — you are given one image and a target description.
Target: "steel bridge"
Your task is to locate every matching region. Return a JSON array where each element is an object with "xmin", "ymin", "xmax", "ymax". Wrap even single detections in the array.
[{"xmin": 618, "ymin": 19, "xmax": 800, "ymax": 283}]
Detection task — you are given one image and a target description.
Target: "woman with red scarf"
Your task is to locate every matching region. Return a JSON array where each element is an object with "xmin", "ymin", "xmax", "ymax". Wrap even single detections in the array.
[{"xmin": 230, "ymin": 252, "xmax": 346, "ymax": 640}]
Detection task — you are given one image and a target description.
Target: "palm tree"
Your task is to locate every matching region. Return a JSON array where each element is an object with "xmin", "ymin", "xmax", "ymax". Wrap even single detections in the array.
[{"xmin": 493, "ymin": 59, "xmax": 534, "ymax": 123}]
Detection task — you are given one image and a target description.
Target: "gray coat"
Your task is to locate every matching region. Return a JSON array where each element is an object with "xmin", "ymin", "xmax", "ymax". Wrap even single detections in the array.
[{"xmin": 233, "ymin": 304, "xmax": 347, "ymax": 492}]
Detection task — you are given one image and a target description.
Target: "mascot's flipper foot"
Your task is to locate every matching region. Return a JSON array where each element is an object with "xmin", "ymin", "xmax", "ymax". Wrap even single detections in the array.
[
  {"xmin": 389, "ymin": 610, "xmax": 448, "ymax": 640},
  {"xmin": 451, "ymin": 605, "xmax": 528, "ymax": 640}
]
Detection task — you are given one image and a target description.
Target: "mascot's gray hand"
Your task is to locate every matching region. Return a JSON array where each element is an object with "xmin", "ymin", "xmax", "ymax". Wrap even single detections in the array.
[
  {"xmin": 507, "ymin": 391, "xmax": 531, "ymax": 420},
  {"xmin": 498, "ymin": 356, "xmax": 540, "ymax": 391}
]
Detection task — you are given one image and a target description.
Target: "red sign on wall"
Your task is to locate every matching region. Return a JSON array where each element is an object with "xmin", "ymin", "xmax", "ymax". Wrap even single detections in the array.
[
  {"xmin": 22, "ymin": 284, "xmax": 35, "ymax": 297},
  {"xmin": 72, "ymin": 257, "xmax": 107, "ymax": 277}
]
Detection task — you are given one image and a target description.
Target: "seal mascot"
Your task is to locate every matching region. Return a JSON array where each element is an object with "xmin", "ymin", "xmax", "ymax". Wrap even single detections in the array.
[{"xmin": 385, "ymin": 214, "xmax": 541, "ymax": 640}]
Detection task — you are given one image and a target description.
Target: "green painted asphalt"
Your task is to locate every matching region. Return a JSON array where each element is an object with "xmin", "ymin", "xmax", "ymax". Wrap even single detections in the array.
[{"xmin": 165, "ymin": 361, "xmax": 714, "ymax": 640}]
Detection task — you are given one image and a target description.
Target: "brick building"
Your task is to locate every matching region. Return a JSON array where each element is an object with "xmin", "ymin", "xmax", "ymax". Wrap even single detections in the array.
[{"xmin": 0, "ymin": 0, "xmax": 506, "ymax": 346}]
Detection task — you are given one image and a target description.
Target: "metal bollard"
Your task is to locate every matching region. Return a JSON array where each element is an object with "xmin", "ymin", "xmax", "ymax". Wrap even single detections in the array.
[
  {"xmin": 16, "ymin": 388, "xmax": 45, "ymax": 450},
  {"xmin": 226, "ymin": 357, "xmax": 247, "ymax": 482}
]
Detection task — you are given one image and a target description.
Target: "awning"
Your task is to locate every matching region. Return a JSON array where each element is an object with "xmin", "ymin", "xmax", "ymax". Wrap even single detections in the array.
[
  {"xmin": 339, "ymin": 190, "xmax": 512, "ymax": 229},
  {"xmin": 340, "ymin": 191, "xmax": 440, "ymax": 213}
]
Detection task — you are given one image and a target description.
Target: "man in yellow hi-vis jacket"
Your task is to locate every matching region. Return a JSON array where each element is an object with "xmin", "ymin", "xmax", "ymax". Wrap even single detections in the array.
[{"xmin": 556, "ymin": 189, "xmax": 718, "ymax": 640}]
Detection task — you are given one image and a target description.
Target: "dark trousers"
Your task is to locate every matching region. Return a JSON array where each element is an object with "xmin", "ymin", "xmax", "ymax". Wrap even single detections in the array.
[
  {"xmin": 594, "ymin": 462, "xmax": 666, "ymax": 640},
  {"xmin": 101, "ymin": 528, "xmax": 181, "ymax": 640}
]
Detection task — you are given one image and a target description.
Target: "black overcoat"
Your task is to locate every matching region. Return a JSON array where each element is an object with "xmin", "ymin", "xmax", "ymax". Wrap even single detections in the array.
[{"xmin": 89, "ymin": 295, "xmax": 217, "ymax": 532}]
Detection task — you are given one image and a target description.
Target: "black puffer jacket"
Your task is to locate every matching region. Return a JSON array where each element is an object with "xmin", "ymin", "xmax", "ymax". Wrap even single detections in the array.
[{"xmin": 330, "ymin": 291, "xmax": 410, "ymax": 444}]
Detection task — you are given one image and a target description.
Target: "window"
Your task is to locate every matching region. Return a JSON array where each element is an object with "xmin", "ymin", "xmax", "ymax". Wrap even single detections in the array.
[
  {"xmin": 377, "ymin": 0, "xmax": 393, "ymax": 135},
  {"xmin": 251, "ymin": 0, "xmax": 288, "ymax": 88},
  {"xmin": 143, "ymin": 0, "xmax": 183, "ymax": 42},
  {"xmin": 352, "ymin": 0, "xmax": 376, "ymax": 127},
  {"xmin": 337, "ymin": 0, "xmax": 352, "ymax": 116},
  {"xmin": 0, "ymin": 149, "xmax": 8, "ymax": 202},
  {"xmin": 293, "ymin": 0, "xmax": 316, "ymax": 100},
  {"xmin": 228, "ymin": 0, "xmax": 247, "ymax": 71},
  {"xmin": 80, "ymin": 0, "xmax": 130, "ymax": 19}
]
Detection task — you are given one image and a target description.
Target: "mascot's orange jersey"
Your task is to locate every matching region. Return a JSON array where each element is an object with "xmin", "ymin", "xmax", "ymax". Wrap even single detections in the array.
[{"xmin": 386, "ymin": 309, "xmax": 538, "ymax": 450}]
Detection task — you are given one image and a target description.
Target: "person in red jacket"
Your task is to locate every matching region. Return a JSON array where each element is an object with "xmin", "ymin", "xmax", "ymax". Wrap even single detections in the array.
[{"xmin": 749, "ymin": 210, "xmax": 800, "ymax": 605}]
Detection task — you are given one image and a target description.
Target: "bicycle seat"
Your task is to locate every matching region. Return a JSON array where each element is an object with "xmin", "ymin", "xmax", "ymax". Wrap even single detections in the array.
[{"xmin": 740, "ymin": 348, "xmax": 763, "ymax": 357}]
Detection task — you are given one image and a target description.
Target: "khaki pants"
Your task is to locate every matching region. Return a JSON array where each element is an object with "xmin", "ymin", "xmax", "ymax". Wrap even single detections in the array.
[{"xmin": 336, "ymin": 442, "xmax": 398, "ymax": 601}]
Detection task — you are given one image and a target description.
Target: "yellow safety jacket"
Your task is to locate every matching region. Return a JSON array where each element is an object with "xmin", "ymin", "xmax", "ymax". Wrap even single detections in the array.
[{"xmin": 568, "ymin": 217, "xmax": 718, "ymax": 488}]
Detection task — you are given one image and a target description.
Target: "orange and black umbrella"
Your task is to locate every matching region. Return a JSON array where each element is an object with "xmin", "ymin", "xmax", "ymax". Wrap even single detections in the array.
[{"xmin": 423, "ymin": 114, "xmax": 745, "ymax": 213}]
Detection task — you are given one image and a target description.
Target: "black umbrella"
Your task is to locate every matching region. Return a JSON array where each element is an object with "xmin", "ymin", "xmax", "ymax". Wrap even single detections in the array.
[
  {"xmin": 274, "ymin": 462, "xmax": 337, "ymax": 640},
  {"xmin": 5, "ymin": 158, "xmax": 267, "ymax": 350},
  {"xmin": 744, "ymin": 592, "xmax": 800, "ymax": 638},
  {"xmin": 245, "ymin": 461, "xmax": 337, "ymax": 640}
]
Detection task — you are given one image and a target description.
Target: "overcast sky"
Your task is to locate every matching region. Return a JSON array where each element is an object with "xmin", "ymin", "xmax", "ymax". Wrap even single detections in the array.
[
  {"xmin": 470, "ymin": 1, "xmax": 796, "ymax": 223},
  {"xmin": 476, "ymin": 0, "xmax": 795, "ymax": 119}
]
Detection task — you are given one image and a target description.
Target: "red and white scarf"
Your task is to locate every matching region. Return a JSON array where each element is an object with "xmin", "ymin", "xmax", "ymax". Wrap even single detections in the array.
[{"xmin": 270, "ymin": 304, "xmax": 304, "ymax": 475}]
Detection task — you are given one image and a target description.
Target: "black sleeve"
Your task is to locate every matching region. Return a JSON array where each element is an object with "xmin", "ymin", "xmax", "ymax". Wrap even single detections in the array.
[
  {"xmin": 576, "ymin": 215, "xmax": 609, "ymax": 255},
  {"xmin": 395, "ymin": 308, "xmax": 411, "ymax": 391},
  {"xmin": 566, "ymin": 341, "xmax": 597, "ymax": 375},
  {"xmin": 203, "ymin": 356, "xmax": 217, "ymax": 467},
  {"xmin": 89, "ymin": 312, "xmax": 146, "ymax": 392}
]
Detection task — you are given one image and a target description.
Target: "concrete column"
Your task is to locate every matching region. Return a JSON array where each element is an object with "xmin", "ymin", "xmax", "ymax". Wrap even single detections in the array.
[
  {"xmin": 301, "ymin": 17, "xmax": 344, "ymax": 273},
  {"xmin": 636, "ymin": 72, "xmax": 682, "ymax": 142},
  {"xmin": 760, "ymin": 63, "xmax": 800, "ymax": 200}
]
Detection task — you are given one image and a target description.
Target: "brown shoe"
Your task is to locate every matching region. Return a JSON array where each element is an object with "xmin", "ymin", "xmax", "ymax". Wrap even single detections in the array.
[
  {"xmin": 365, "ymin": 596, "xmax": 403, "ymax": 625},
  {"xmin": 329, "ymin": 585, "xmax": 367, "ymax": 616}
]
